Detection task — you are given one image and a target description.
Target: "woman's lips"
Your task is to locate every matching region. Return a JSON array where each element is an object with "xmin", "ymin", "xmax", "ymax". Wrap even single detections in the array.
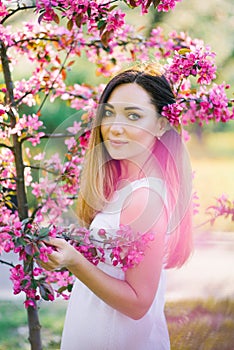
[{"xmin": 109, "ymin": 139, "xmax": 128, "ymax": 146}]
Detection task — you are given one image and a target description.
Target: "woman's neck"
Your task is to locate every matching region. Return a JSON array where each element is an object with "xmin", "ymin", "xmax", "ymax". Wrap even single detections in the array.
[
  {"xmin": 119, "ymin": 160, "xmax": 142, "ymax": 181},
  {"xmin": 118, "ymin": 159, "xmax": 162, "ymax": 182}
]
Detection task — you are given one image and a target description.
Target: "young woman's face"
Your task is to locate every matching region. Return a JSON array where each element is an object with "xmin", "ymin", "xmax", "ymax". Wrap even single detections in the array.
[{"xmin": 100, "ymin": 83, "xmax": 162, "ymax": 164}]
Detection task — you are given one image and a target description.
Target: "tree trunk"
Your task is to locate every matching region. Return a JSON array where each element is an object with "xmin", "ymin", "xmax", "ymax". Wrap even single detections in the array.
[{"xmin": 0, "ymin": 40, "xmax": 43, "ymax": 350}]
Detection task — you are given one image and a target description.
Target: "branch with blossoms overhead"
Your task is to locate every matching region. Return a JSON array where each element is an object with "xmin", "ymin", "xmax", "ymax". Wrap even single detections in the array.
[{"xmin": 1, "ymin": 0, "xmax": 181, "ymax": 45}]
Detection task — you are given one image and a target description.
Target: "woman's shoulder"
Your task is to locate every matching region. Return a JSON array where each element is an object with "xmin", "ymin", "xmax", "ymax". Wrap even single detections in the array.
[
  {"xmin": 120, "ymin": 177, "xmax": 168, "ymax": 233},
  {"xmin": 118, "ymin": 177, "xmax": 166, "ymax": 197},
  {"xmin": 117, "ymin": 176, "xmax": 163, "ymax": 189}
]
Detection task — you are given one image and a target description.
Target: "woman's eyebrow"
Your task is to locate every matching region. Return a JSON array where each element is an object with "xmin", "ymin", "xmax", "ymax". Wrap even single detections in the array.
[
  {"xmin": 124, "ymin": 106, "xmax": 144, "ymax": 111},
  {"xmin": 104, "ymin": 103, "xmax": 114, "ymax": 109},
  {"xmin": 104, "ymin": 104, "xmax": 144, "ymax": 111}
]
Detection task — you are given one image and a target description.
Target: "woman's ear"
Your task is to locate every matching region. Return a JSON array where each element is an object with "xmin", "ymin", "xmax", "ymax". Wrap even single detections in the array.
[{"xmin": 156, "ymin": 116, "xmax": 171, "ymax": 138}]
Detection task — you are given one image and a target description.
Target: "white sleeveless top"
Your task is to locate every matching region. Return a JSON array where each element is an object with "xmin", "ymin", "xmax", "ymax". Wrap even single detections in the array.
[{"xmin": 61, "ymin": 178, "xmax": 170, "ymax": 350}]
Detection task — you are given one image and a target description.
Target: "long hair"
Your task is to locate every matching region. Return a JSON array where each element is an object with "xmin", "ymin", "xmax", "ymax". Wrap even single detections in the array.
[{"xmin": 77, "ymin": 64, "xmax": 193, "ymax": 268}]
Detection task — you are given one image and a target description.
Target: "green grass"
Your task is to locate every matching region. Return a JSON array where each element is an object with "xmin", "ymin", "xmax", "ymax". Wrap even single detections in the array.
[
  {"xmin": 0, "ymin": 300, "xmax": 66, "ymax": 350},
  {"xmin": 1, "ymin": 298, "xmax": 234, "ymax": 350}
]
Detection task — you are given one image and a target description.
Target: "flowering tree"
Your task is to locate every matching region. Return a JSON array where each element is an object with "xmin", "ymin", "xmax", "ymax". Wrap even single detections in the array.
[{"xmin": 0, "ymin": 0, "xmax": 234, "ymax": 349}]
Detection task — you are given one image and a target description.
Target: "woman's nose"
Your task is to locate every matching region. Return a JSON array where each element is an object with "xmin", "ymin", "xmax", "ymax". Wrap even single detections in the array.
[{"xmin": 109, "ymin": 120, "xmax": 125, "ymax": 135}]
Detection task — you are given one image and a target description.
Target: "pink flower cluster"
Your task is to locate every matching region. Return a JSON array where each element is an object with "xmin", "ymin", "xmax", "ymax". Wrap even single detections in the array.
[
  {"xmin": 34, "ymin": 0, "xmax": 179, "ymax": 32},
  {"xmin": 160, "ymin": 82, "xmax": 234, "ymax": 129},
  {"xmin": 0, "ymin": 210, "xmax": 21, "ymax": 254},
  {"xmin": 10, "ymin": 263, "xmax": 55, "ymax": 308},
  {"xmin": 182, "ymin": 83, "xmax": 234, "ymax": 126},
  {"xmin": 58, "ymin": 224, "xmax": 155, "ymax": 272},
  {"xmin": 157, "ymin": 0, "xmax": 181, "ymax": 12},
  {"xmin": 35, "ymin": 0, "xmax": 126, "ymax": 46},
  {"xmin": 0, "ymin": 148, "xmax": 16, "ymax": 190},
  {"xmin": 0, "ymin": 218, "xmax": 155, "ymax": 305},
  {"xmin": 166, "ymin": 46, "xmax": 216, "ymax": 85},
  {"xmin": 105, "ymin": 225, "xmax": 155, "ymax": 271},
  {"xmin": 206, "ymin": 195, "xmax": 234, "ymax": 225},
  {"xmin": 161, "ymin": 103, "xmax": 184, "ymax": 128},
  {"xmin": 0, "ymin": 1, "xmax": 8, "ymax": 17}
]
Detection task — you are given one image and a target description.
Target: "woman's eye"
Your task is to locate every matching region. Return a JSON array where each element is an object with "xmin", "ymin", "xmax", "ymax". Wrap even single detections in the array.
[
  {"xmin": 103, "ymin": 109, "xmax": 114, "ymax": 118},
  {"xmin": 128, "ymin": 113, "xmax": 141, "ymax": 121}
]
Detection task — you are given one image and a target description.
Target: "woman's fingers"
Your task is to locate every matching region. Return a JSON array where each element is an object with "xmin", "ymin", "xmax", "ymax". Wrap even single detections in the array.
[
  {"xmin": 39, "ymin": 259, "xmax": 59, "ymax": 271},
  {"xmin": 43, "ymin": 237, "xmax": 67, "ymax": 250},
  {"xmin": 36, "ymin": 238, "xmax": 65, "ymax": 271},
  {"xmin": 38, "ymin": 237, "xmax": 78, "ymax": 271}
]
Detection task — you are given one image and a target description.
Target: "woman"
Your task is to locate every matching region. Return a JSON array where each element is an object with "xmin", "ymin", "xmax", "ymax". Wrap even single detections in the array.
[{"xmin": 42, "ymin": 64, "xmax": 193, "ymax": 349}]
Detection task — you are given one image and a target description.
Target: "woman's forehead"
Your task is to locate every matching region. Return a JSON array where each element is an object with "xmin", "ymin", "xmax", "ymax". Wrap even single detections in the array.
[{"xmin": 107, "ymin": 83, "xmax": 153, "ymax": 107}]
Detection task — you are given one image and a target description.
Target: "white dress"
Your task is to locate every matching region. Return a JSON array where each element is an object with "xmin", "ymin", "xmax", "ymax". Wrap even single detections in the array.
[{"xmin": 61, "ymin": 178, "xmax": 170, "ymax": 350}]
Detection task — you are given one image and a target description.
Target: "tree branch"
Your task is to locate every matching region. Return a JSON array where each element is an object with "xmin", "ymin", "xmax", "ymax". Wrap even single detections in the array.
[
  {"xmin": 14, "ymin": 87, "xmax": 46, "ymax": 108},
  {"xmin": 0, "ymin": 5, "xmax": 36, "ymax": 25},
  {"xmin": 40, "ymin": 128, "xmax": 87, "ymax": 140},
  {"xmin": 0, "ymin": 121, "xmax": 11, "ymax": 127},
  {"xmin": 0, "ymin": 143, "xmax": 13, "ymax": 150},
  {"xmin": 9, "ymin": 36, "xmax": 60, "ymax": 48},
  {"xmin": 25, "ymin": 164, "xmax": 59, "ymax": 175},
  {"xmin": 19, "ymin": 131, "xmax": 76, "ymax": 144},
  {"xmin": 0, "ymin": 259, "xmax": 15, "ymax": 268},
  {"xmin": 40, "ymin": 132, "xmax": 76, "ymax": 139},
  {"xmin": 0, "ymin": 177, "xmax": 16, "ymax": 182}
]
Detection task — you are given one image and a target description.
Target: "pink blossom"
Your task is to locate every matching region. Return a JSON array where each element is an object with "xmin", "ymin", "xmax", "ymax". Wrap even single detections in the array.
[
  {"xmin": 157, "ymin": 0, "xmax": 181, "ymax": 12},
  {"xmin": 33, "ymin": 152, "xmax": 45, "ymax": 161},
  {"xmin": 206, "ymin": 195, "xmax": 234, "ymax": 224},
  {"xmin": 161, "ymin": 103, "xmax": 183, "ymax": 127},
  {"xmin": 64, "ymin": 137, "xmax": 77, "ymax": 151},
  {"xmin": 0, "ymin": 1, "xmax": 8, "ymax": 17},
  {"xmin": 67, "ymin": 121, "xmax": 81, "ymax": 134},
  {"xmin": 24, "ymin": 299, "xmax": 36, "ymax": 308},
  {"xmin": 38, "ymin": 245, "xmax": 54, "ymax": 262},
  {"xmin": 28, "ymin": 132, "xmax": 45, "ymax": 146},
  {"xmin": 33, "ymin": 267, "xmax": 43, "ymax": 276},
  {"xmin": 106, "ymin": 11, "xmax": 125, "ymax": 33},
  {"xmin": 192, "ymin": 191, "xmax": 200, "ymax": 216}
]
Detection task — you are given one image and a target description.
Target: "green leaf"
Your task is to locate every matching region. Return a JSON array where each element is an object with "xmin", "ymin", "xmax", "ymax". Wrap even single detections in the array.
[
  {"xmin": 38, "ymin": 227, "xmax": 50, "ymax": 239},
  {"xmin": 67, "ymin": 283, "xmax": 73, "ymax": 292},
  {"xmin": 21, "ymin": 218, "xmax": 31, "ymax": 227},
  {"xmin": 15, "ymin": 237, "xmax": 27, "ymax": 247},
  {"xmin": 97, "ymin": 19, "xmax": 106, "ymax": 30},
  {"xmin": 109, "ymin": 5, "xmax": 118, "ymax": 12},
  {"xmin": 87, "ymin": 6, "xmax": 91, "ymax": 17},
  {"xmin": 57, "ymin": 286, "xmax": 67, "ymax": 294}
]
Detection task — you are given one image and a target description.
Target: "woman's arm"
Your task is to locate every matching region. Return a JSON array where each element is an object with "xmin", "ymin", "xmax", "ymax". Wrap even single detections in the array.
[{"xmin": 41, "ymin": 188, "xmax": 167, "ymax": 320}]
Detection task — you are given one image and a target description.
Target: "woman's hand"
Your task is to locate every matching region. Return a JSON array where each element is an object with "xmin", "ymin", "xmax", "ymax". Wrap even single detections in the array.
[{"xmin": 39, "ymin": 238, "xmax": 78, "ymax": 271}]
